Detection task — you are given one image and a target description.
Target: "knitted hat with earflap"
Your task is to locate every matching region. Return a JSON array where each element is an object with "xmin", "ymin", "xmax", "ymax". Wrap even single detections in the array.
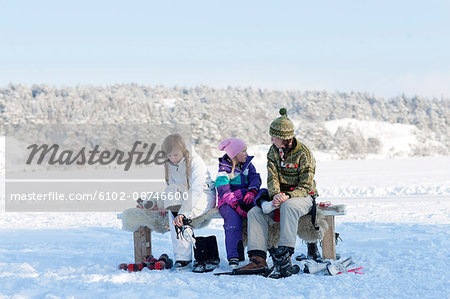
[{"xmin": 269, "ymin": 108, "xmax": 295, "ymax": 140}]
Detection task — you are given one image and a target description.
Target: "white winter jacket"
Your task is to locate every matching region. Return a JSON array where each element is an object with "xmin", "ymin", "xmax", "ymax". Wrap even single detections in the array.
[{"xmin": 162, "ymin": 150, "xmax": 216, "ymax": 219}]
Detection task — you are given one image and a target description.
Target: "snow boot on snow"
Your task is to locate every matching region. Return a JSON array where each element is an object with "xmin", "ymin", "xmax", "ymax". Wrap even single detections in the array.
[
  {"xmin": 267, "ymin": 246, "xmax": 300, "ymax": 279},
  {"xmin": 307, "ymin": 242, "xmax": 322, "ymax": 262},
  {"xmin": 234, "ymin": 251, "xmax": 268, "ymax": 275},
  {"xmin": 228, "ymin": 258, "xmax": 240, "ymax": 269},
  {"xmin": 192, "ymin": 236, "xmax": 220, "ymax": 273},
  {"xmin": 174, "ymin": 260, "xmax": 192, "ymax": 269},
  {"xmin": 205, "ymin": 236, "xmax": 220, "ymax": 272}
]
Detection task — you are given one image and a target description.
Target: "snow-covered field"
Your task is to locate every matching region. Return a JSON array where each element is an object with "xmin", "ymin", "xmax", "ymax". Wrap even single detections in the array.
[{"xmin": 1, "ymin": 154, "xmax": 449, "ymax": 298}]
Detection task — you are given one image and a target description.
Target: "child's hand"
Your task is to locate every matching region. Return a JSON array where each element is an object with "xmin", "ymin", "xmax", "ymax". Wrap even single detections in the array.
[
  {"xmin": 272, "ymin": 198, "xmax": 281, "ymax": 207},
  {"xmin": 272, "ymin": 193, "xmax": 283, "ymax": 206},
  {"xmin": 273, "ymin": 193, "xmax": 289, "ymax": 207}
]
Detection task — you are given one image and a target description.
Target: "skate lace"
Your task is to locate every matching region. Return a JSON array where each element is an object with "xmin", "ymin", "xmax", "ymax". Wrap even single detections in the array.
[
  {"xmin": 319, "ymin": 232, "xmax": 342, "ymax": 247},
  {"xmin": 175, "ymin": 224, "xmax": 196, "ymax": 248}
]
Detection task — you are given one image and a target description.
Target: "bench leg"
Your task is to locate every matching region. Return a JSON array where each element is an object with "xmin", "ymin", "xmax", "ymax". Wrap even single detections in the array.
[
  {"xmin": 322, "ymin": 215, "xmax": 336, "ymax": 260},
  {"xmin": 134, "ymin": 226, "xmax": 152, "ymax": 263}
]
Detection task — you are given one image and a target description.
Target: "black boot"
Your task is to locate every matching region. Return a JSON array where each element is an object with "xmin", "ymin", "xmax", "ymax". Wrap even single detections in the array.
[
  {"xmin": 193, "ymin": 236, "xmax": 209, "ymax": 273},
  {"xmin": 267, "ymin": 246, "xmax": 299, "ymax": 279},
  {"xmin": 237, "ymin": 240, "xmax": 245, "ymax": 262},
  {"xmin": 193, "ymin": 236, "xmax": 220, "ymax": 273},
  {"xmin": 307, "ymin": 242, "xmax": 322, "ymax": 262},
  {"xmin": 205, "ymin": 235, "xmax": 220, "ymax": 272}
]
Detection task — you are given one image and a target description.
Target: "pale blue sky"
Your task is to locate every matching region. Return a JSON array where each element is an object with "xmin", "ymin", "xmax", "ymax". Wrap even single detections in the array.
[{"xmin": 1, "ymin": 0, "xmax": 449, "ymax": 98}]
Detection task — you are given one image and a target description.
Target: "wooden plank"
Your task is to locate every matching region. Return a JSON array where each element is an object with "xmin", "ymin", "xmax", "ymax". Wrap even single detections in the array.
[
  {"xmin": 133, "ymin": 226, "xmax": 152, "ymax": 263},
  {"xmin": 322, "ymin": 210, "xmax": 346, "ymax": 216},
  {"xmin": 322, "ymin": 215, "xmax": 336, "ymax": 260}
]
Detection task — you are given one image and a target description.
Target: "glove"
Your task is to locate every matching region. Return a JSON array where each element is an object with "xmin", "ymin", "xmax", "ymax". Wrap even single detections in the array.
[
  {"xmin": 230, "ymin": 200, "xmax": 248, "ymax": 218},
  {"xmin": 235, "ymin": 206, "xmax": 248, "ymax": 218},
  {"xmin": 222, "ymin": 189, "xmax": 243, "ymax": 206},
  {"xmin": 243, "ymin": 189, "xmax": 258, "ymax": 204}
]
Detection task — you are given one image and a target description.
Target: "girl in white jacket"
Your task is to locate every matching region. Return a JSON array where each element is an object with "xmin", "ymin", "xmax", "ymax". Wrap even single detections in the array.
[{"xmin": 159, "ymin": 134, "xmax": 216, "ymax": 268}]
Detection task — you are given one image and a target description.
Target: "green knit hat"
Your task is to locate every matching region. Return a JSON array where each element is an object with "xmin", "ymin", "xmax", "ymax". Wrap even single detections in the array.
[{"xmin": 269, "ymin": 108, "xmax": 294, "ymax": 140}]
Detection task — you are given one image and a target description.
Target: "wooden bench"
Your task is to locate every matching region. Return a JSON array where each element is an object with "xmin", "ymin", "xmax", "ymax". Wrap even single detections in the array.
[
  {"xmin": 127, "ymin": 209, "xmax": 346, "ymax": 263},
  {"xmin": 321, "ymin": 209, "xmax": 346, "ymax": 260}
]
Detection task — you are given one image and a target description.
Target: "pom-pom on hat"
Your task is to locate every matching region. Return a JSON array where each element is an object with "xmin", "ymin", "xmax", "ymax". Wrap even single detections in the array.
[
  {"xmin": 269, "ymin": 108, "xmax": 295, "ymax": 140},
  {"xmin": 218, "ymin": 137, "xmax": 246, "ymax": 159}
]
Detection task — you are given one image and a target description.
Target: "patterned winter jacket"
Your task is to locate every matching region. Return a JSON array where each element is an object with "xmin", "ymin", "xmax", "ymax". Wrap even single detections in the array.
[
  {"xmin": 267, "ymin": 138, "xmax": 317, "ymax": 200},
  {"xmin": 215, "ymin": 155, "xmax": 262, "ymax": 208}
]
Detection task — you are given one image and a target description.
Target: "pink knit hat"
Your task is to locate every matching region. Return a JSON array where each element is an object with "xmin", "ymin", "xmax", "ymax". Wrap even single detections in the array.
[{"xmin": 218, "ymin": 138, "xmax": 246, "ymax": 159}]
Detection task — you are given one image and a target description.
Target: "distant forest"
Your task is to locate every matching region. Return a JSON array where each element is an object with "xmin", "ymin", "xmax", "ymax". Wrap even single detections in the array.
[{"xmin": 1, "ymin": 84, "xmax": 449, "ymax": 161}]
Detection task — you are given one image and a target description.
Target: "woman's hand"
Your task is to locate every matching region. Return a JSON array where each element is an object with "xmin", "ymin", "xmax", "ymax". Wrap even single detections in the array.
[
  {"xmin": 272, "ymin": 193, "xmax": 289, "ymax": 207},
  {"xmin": 173, "ymin": 214, "xmax": 185, "ymax": 227}
]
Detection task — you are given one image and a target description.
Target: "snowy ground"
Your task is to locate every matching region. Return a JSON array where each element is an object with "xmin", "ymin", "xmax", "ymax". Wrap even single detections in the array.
[{"xmin": 1, "ymin": 156, "xmax": 449, "ymax": 298}]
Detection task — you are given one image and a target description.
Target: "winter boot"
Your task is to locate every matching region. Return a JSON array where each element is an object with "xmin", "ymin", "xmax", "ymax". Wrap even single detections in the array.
[
  {"xmin": 234, "ymin": 252, "xmax": 268, "ymax": 275},
  {"xmin": 174, "ymin": 260, "xmax": 192, "ymax": 269},
  {"xmin": 205, "ymin": 236, "xmax": 220, "ymax": 272},
  {"xmin": 193, "ymin": 236, "xmax": 220, "ymax": 273},
  {"xmin": 192, "ymin": 260, "xmax": 207, "ymax": 273},
  {"xmin": 307, "ymin": 242, "xmax": 322, "ymax": 262},
  {"xmin": 193, "ymin": 236, "xmax": 208, "ymax": 273},
  {"xmin": 267, "ymin": 246, "xmax": 299, "ymax": 279},
  {"xmin": 237, "ymin": 240, "xmax": 245, "ymax": 262},
  {"xmin": 228, "ymin": 258, "xmax": 240, "ymax": 269}
]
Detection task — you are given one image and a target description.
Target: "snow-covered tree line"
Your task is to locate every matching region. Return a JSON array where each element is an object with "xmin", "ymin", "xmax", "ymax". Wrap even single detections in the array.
[{"xmin": 0, "ymin": 84, "xmax": 449, "ymax": 161}]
